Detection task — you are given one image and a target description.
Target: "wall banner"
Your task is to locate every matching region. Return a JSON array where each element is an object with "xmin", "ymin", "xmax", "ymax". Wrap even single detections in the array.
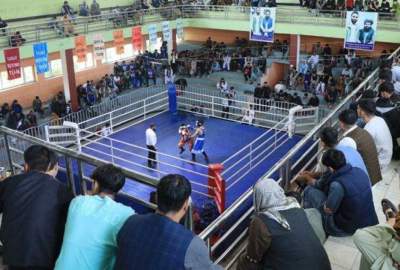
[
  {"xmin": 148, "ymin": 24, "xmax": 158, "ymax": 48},
  {"xmin": 113, "ymin": 30, "xmax": 125, "ymax": 55},
  {"xmin": 74, "ymin": 35, "xmax": 87, "ymax": 62},
  {"xmin": 33, "ymin": 42, "xmax": 49, "ymax": 74},
  {"xmin": 162, "ymin": 21, "xmax": 171, "ymax": 41},
  {"xmin": 249, "ymin": 7, "xmax": 276, "ymax": 43},
  {"xmin": 132, "ymin": 26, "xmax": 143, "ymax": 52},
  {"xmin": 93, "ymin": 34, "xmax": 105, "ymax": 60},
  {"xmin": 344, "ymin": 11, "xmax": 378, "ymax": 51},
  {"xmin": 4, "ymin": 48, "xmax": 21, "ymax": 80}
]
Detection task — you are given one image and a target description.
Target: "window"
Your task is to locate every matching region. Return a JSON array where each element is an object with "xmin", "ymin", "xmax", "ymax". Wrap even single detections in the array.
[
  {"xmin": 103, "ymin": 44, "xmax": 135, "ymax": 63},
  {"xmin": 0, "ymin": 66, "xmax": 35, "ymax": 90},
  {"xmin": 73, "ymin": 52, "xmax": 95, "ymax": 71},
  {"xmin": 44, "ymin": 59, "xmax": 63, "ymax": 78}
]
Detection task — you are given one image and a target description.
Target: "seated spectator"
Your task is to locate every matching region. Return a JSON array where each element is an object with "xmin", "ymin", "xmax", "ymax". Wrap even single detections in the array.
[
  {"xmin": 392, "ymin": 57, "xmax": 400, "ymax": 95},
  {"xmin": 308, "ymin": 93, "xmax": 320, "ymax": 107},
  {"xmin": 313, "ymin": 127, "xmax": 368, "ymax": 177},
  {"xmin": 10, "ymin": 31, "xmax": 26, "ymax": 47},
  {"xmin": 216, "ymin": 78, "xmax": 228, "ymax": 93},
  {"xmin": 357, "ymin": 99, "xmax": 393, "ymax": 171},
  {"xmin": 61, "ymin": 1, "xmax": 74, "ymax": 17},
  {"xmin": 26, "ymin": 111, "xmax": 37, "ymax": 127},
  {"xmin": 78, "ymin": 1, "xmax": 89, "ymax": 16},
  {"xmin": 32, "ymin": 96, "xmax": 44, "ymax": 116},
  {"xmin": 324, "ymin": 86, "xmax": 338, "ymax": 106},
  {"xmin": 242, "ymin": 105, "xmax": 255, "ymax": 124},
  {"xmin": 379, "ymin": 0, "xmax": 392, "ymax": 13},
  {"xmin": 55, "ymin": 164, "xmax": 134, "ymax": 269},
  {"xmin": 353, "ymin": 198, "xmax": 400, "ymax": 270},
  {"xmin": 338, "ymin": 109, "xmax": 382, "ymax": 185},
  {"xmin": 0, "ymin": 17, "xmax": 7, "ymax": 35},
  {"xmin": 0, "ymin": 145, "xmax": 73, "ymax": 269},
  {"xmin": 341, "ymin": 65, "xmax": 353, "ymax": 78},
  {"xmin": 90, "ymin": 0, "xmax": 101, "ymax": 15},
  {"xmin": 303, "ymin": 149, "xmax": 378, "ymax": 236},
  {"xmin": 115, "ymin": 174, "xmax": 221, "ymax": 269},
  {"xmin": 100, "ymin": 122, "xmax": 112, "ymax": 136},
  {"xmin": 237, "ymin": 178, "xmax": 331, "ymax": 270},
  {"xmin": 376, "ymin": 82, "xmax": 400, "ymax": 160}
]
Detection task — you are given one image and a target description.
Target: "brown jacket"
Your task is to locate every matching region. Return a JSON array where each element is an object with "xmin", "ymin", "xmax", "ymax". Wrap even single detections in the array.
[{"xmin": 345, "ymin": 127, "xmax": 382, "ymax": 185}]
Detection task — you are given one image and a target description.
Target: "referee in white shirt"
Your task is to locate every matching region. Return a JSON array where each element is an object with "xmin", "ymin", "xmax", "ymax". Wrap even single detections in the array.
[{"xmin": 146, "ymin": 124, "xmax": 157, "ymax": 168}]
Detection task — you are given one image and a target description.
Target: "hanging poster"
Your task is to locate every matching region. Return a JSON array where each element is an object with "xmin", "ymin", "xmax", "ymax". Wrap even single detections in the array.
[
  {"xmin": 249, "ymin": 7, "xmax": 276, "ymax": 43},
  {"xmin": 344, "ymin": 11, "xmax": 378, "ymax": 51},
  {"xmin": 148, "ymin": 24, "xmax": 158, "ymax": 49},
  {"xmin": 113, "ymin": 30, "xmax": 125, "ymax": 55},
  {"xmin": 176, "ymin": 18, "xmax": 184, "ymax": 40},
  {"xmin": 75, "ymin": 35, "xmax": 87, "ymax": 62},
  {"xmin": 4, "ymin": 48, "xmax": 21, "ymax": 80},
  {"xmin": 162, "ymin": 21, "xmax": 171, "ymax": 41},
  {"xmin": 93, "ymin": 34, "xmax": 105, "ymax": 60},
  {"xmin": 33, "ymin": 42, "xmax": 49, "ymax": 74},
  {"xmin": 132, "ymin": 26, "xmax": 143, "ymax": 52}
]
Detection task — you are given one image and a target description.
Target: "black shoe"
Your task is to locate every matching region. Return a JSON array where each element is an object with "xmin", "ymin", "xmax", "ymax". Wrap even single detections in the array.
[{"xmin": 179, "ymin": 148, "xmax": 185, "ymax": 154}]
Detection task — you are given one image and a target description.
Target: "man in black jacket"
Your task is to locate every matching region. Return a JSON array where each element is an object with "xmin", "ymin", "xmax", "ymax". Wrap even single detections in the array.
[{"xmin": 0, "ymin": 145, "xmax": 73, "ymax": 270}]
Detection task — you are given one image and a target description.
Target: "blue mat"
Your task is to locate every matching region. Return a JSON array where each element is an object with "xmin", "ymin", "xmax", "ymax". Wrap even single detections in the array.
[{"xmin": 80, "ymin": 111, "xmax": 305, "ymax": 207}]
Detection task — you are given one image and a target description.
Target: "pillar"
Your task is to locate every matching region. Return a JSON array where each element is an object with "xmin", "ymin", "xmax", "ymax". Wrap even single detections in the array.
[
  {"xmin": 172, "ymin": 29, "xmax": 177, "ymax": 52},
  {"xmin": 289, "ymin": 34, "xmax": 301, "ymax": 70},
  {"xmin": 60, "ymin": 49, "xmax": 79, "ymax": 112}
]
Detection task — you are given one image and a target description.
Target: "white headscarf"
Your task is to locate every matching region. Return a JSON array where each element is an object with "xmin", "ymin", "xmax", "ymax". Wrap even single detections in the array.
[{"xmin": 253, "ymin": 178, "xmax": 300, "ymax": 230}]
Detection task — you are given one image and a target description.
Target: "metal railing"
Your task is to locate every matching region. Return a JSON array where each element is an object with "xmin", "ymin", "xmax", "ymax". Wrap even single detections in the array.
[
  {"xmin": 0, "ymin": 5, "xmax": 398, "ymax": 48},
  {"xmin": 198, "ymin": 46, "xmax": 400, "ymax": 268},
  {"xmin": 24, "ymin": 86, "xmax": 165, "ymax": 140}
]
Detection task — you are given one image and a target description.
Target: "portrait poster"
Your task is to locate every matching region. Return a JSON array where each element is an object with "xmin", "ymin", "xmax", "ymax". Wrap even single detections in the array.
[
  {"xmin": 249, "ymin": 7, "xmax": 276, "ymax": 43},
  {"xmin": 344, "ymin": 11, "xmax": 378, "ymax": 51}
]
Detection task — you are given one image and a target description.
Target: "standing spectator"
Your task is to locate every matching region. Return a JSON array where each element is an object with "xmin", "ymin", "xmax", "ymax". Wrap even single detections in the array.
[
  {"xmin": 303, "ymin": 149, "xmax": 378, "ymax": 236},
  {"xmin": 338, "ymin": 109, "xmax": 382, "ymax": 185},
  {"xmin": 62, "ymin": 15, "xmax": 74, "ymax": 36},
  {"xmin": 357, "ymin": 99, "xmax": 393, "ymax": 171},
  {"xmin": 55, "ymin": 164, "xmax": 134, "ymax": 270},
  {"xmin": 78, "ymin": 1, "xmax": 90, "ymax": 16},
  {"xmin": 115, "ymin": 174, "xmax": 221, "ymax": 270},
  {"xmin": 243, "ymin": 63, "xmax": 252, "ymax": 82},
  {"xmin": 237, "ymin": 179, "xmax": 331, "ymax": 270},
  {"xmin": 146, "ymin": 124, "xmax": 157, "ymax": 169},
  {"xmin": 0, "ymin": 145, "xmax": 73, "ymax": 269},
  {"xmin": 11, "ymin": 99, "xmax": 22, "ymax": 114},
  {"xmin": 32, "ymin": 96, "xmax": 44, "ymax": 116},
  {"xmin": 308, "ymin": 51, "xmax": 319, "ymax": 70},
  {"xmin": 0, "ymin": 17, "xmax": 7, "ymax": 35},
  {"xmin": 61, "ymin": 1, "xmax": 74, "ymax": 17},
  {"xmin": 90, "ymin": 0, "xmax": 101, "ymax": 15}
]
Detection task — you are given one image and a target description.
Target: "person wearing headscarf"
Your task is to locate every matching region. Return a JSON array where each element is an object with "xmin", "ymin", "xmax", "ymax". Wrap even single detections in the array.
[{"xmin": 237, "ymin": 178, "xmax": 331, "ymax": 270}]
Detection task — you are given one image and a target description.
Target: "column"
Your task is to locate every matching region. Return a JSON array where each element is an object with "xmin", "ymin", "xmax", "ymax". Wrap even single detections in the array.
[
  {"xmin": 289, "ymin": 34, "xmax": 301, "ymax": 70},
  {"xmin": 172, "ymin": 29, "xmax": 177, "ymax": 52},
  {"xmin": 60, "ymin": 49, "xmax": 79, "ymax": 112}
]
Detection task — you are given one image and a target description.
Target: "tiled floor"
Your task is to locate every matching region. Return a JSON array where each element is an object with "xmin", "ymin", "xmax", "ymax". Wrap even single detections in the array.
[{"xmin": 324, "ymin": 161, "xmax": 400, "ymax": 270}]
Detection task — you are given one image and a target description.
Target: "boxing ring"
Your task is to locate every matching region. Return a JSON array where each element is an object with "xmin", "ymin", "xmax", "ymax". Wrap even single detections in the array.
[{"xmin": 39, "ymin": 86, "xmax": 317, "ymax": 212}]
